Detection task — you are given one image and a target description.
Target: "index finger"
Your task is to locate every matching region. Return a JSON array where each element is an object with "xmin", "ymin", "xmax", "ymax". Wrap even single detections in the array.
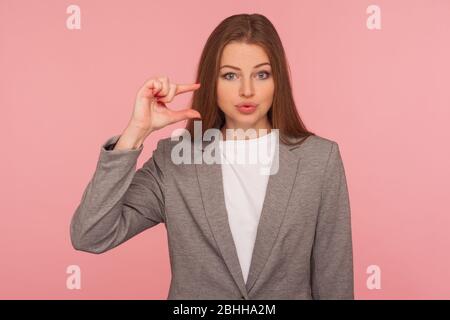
[{"xmin": 175, "ymin": 83, "xmax": 201, "ymax": 96}]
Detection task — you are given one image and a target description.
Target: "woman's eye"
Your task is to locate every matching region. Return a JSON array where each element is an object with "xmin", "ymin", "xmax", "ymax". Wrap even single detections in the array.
[
  {"xmin": 257, "ymin": 71, "xmax": 271, "ymax": 79},
  {"xmin": 222, "ymin": 72, "xmax": 237, "ymax": 80}
]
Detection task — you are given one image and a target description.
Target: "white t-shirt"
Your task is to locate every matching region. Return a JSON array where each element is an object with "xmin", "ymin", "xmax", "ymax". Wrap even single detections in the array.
[{"xmin": 218, "ymin": 131, "xmax": 277, "ymax": 284}]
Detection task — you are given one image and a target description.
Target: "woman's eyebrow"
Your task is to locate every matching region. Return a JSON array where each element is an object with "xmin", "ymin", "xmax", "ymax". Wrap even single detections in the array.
[{"xmin": 219, "ymin": 62, "xmax": 271, "ymax": 70}]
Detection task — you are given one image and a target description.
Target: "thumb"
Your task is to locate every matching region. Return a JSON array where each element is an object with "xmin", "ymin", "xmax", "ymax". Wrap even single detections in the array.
[
  {"xmin": 168, "ymin": 109, "xmax": 202, "ymax": 124},
  {"xmin": 185, "ymin": 109, "xmax": 202, "ymax": 119}
]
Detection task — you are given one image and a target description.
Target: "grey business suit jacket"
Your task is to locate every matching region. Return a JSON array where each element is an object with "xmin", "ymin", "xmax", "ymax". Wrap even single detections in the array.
[{"xmin": 70, "ymin": 133, "xmax": 354, "ymax": 300}]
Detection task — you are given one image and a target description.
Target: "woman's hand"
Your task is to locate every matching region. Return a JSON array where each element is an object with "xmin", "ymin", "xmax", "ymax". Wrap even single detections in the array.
[{"xmin": 130, "ymin": 76, "xmax": 202, "ymax": 133}]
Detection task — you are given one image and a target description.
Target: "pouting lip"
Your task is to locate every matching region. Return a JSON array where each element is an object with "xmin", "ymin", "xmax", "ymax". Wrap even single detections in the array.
[{"xmin": 235, "ymin": 102, "xmax": 258, "ymax": 108}]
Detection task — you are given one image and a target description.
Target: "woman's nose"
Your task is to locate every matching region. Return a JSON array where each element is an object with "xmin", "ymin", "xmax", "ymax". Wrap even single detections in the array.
[{"xmin": 239, "ymin": 78, "xmax": 254, "ymax": 97}]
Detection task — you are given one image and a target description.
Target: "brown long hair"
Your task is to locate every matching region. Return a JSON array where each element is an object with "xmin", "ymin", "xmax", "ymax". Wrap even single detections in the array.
[{"xmin": 185, "ymin": 13, "xmax": 315, "ymax": 146}]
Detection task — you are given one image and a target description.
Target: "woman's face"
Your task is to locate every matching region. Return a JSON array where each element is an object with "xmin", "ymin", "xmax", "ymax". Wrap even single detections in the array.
[{"xmin": 217, "ymin": 42, "xmax": 274, "ymax": 136}]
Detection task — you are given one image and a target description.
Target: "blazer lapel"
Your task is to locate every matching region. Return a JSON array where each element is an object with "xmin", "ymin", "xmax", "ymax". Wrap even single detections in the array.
[
  {"xmin": 195, "ymin": 135, "xmax": 302, "ymax": 298},
  {"xmin": 245, "ymin": 141, "xmax": 301, "ymax": 293},
  {"xmin": 195, "ymin": 138, "xmax": 248, "ymax": 298}
]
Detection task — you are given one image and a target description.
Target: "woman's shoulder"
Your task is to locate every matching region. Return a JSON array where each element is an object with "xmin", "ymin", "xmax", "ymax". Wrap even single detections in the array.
[
  {"xmin": 287, "ymin": 133, "xmax": 338, "ymax": 151},
  {"xmin": 285, "ymin": 134, "xmax": 342, "ymax": 166}
]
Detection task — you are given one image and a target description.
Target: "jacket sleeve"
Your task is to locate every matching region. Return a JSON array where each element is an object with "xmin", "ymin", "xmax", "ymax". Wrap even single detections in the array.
[
  {"xmin": 310, "ymin": 141, "xmax": 354, "ymax": 299},
  {"xmin": 70, "ymin": 135, "xmax": 166, "ymax": 254}
]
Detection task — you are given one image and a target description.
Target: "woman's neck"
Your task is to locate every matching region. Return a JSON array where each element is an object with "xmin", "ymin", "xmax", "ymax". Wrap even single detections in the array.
[{"xmin": 220, "ymin": 124, "xmax": 273, "ymax": 141}]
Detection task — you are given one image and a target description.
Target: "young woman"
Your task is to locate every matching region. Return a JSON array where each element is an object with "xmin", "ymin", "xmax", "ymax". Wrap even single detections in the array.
[{"xmin": 70, "ymin": 13, "xmax": 354, "ymax": 300}]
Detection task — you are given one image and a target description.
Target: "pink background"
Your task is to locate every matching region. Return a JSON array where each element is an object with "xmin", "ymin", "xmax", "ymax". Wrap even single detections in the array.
[{"xmin": 1, "ymin": 0, "xmax": 449, "ymax": 299}]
